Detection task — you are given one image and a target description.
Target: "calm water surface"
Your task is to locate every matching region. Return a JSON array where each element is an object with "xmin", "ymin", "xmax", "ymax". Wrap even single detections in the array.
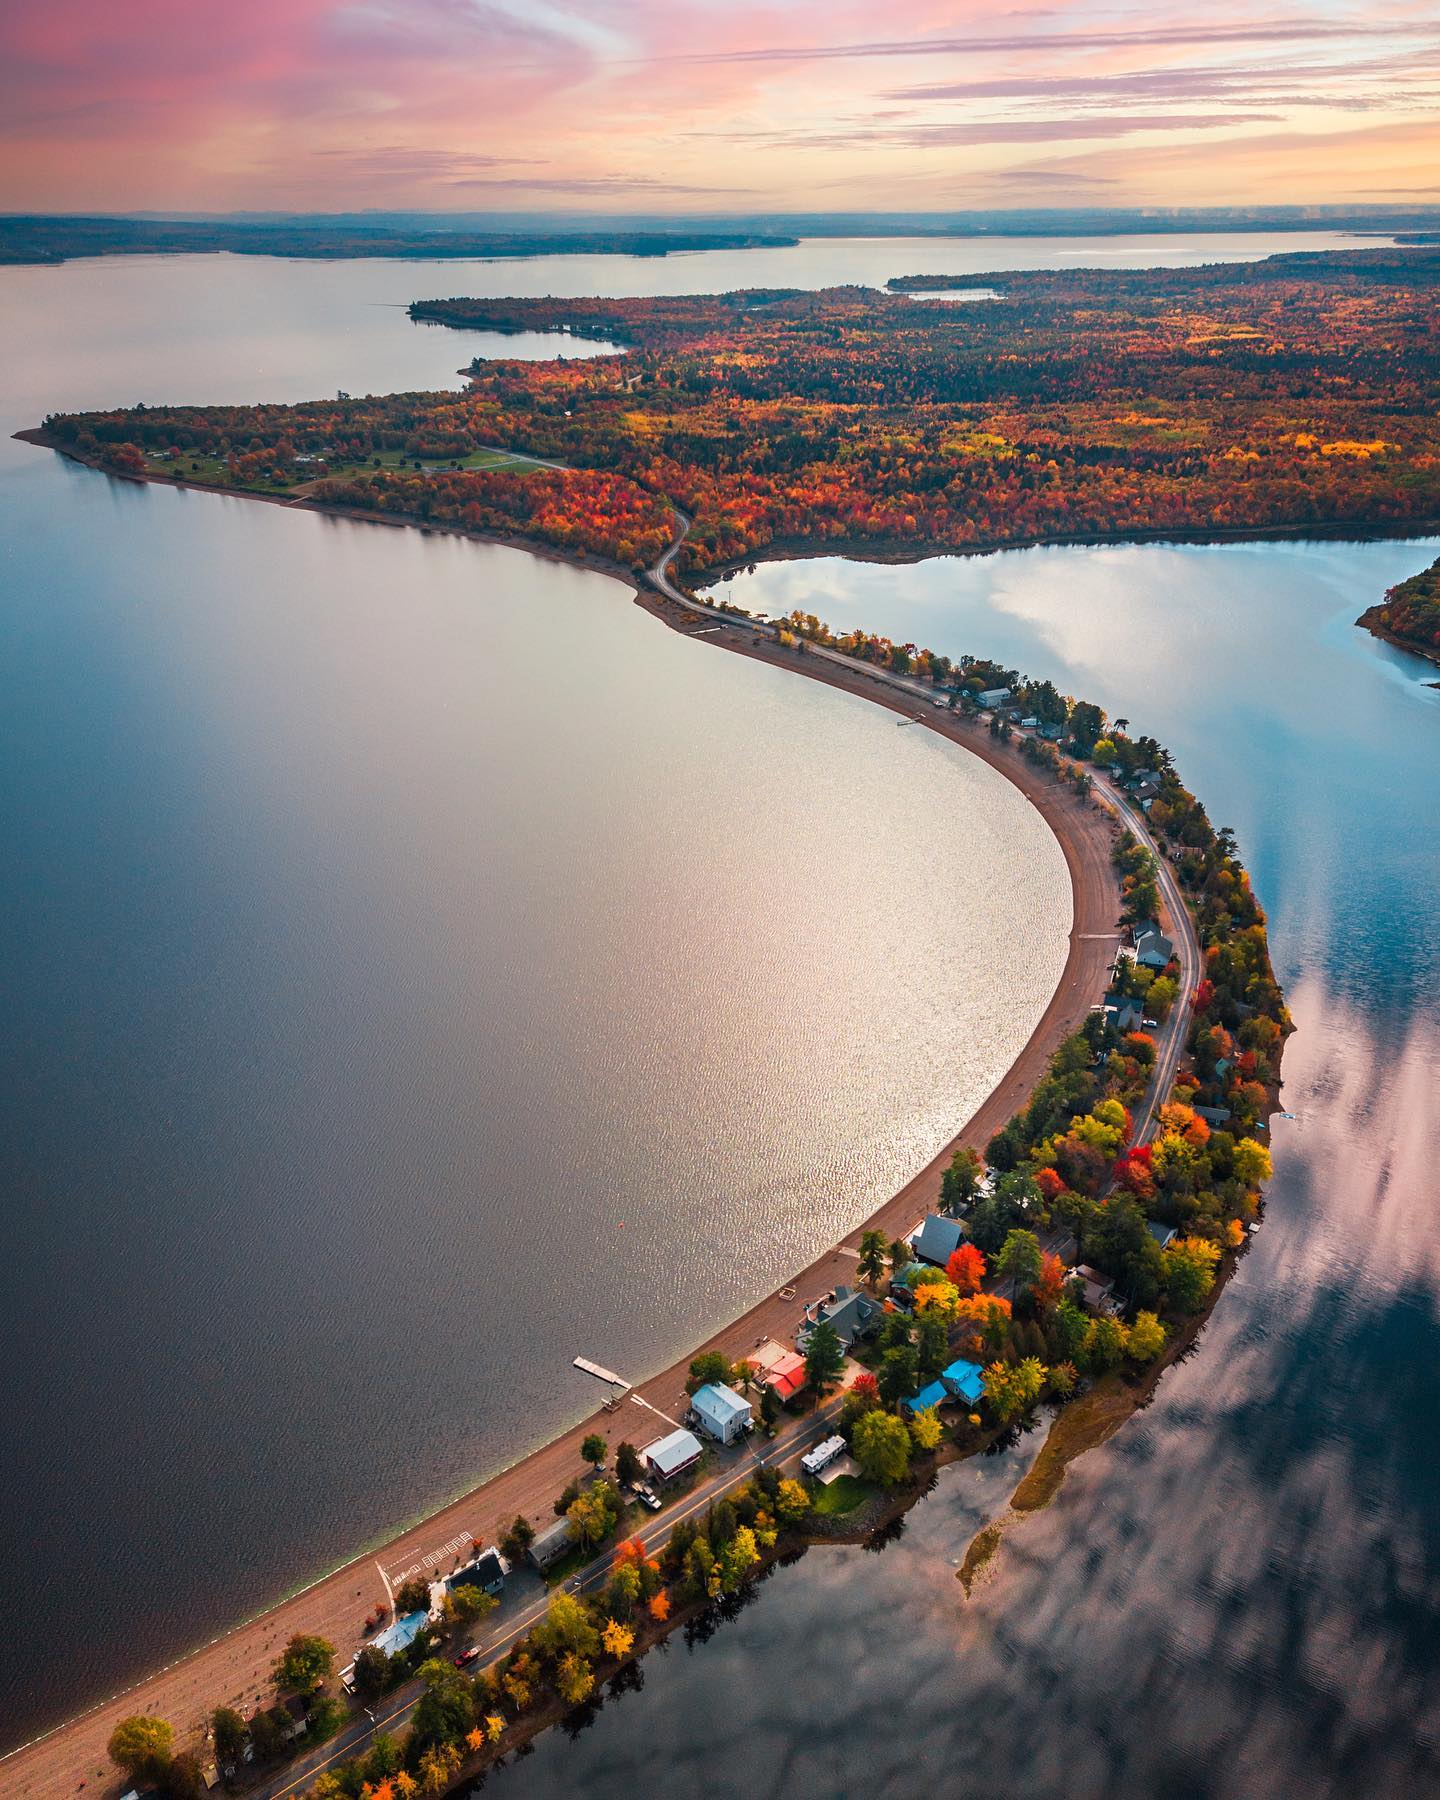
[
  {"xmin": 0, "ymin": 240, "xmax": 1085, "ymax": 1744},
  {"xmin": 494, "ymin": 548, "xmax": 1440, "ymax": 1799},
  {"xmin": 2, "ymin": 235, "xmax": 1433, "ymax": 1784}
]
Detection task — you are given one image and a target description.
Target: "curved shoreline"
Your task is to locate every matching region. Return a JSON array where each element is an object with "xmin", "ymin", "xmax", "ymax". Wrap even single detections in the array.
[
  {"xmin": 2, "ymin": 448, "xmax": 1124, "ymax": 1794},
  {"xmin": 688, "ymin": 518, "xmax": 1440, "ymax": 591},
  {"xmin": 1355, "ymin": 608, "xmax": 1440, "ymax": 672}
]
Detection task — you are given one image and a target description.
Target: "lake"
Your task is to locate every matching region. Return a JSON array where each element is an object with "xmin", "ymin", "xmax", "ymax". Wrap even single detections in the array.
[
  {"xmin": 2, "ymin": 231, "xmax": 1436, "ymax": 1789},
  {"xmin": 0, "ymin": 240, "xmax": 1073, "ymax": 1745}
]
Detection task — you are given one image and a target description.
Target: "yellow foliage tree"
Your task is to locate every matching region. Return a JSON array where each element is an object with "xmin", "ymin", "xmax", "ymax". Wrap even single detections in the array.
[
  {"xmin": 557, "ymin": 1652, "xmax": 595, "ymax": 1706},
  {"xmin": 909, "ymin": 1405, "xmax": 944, "ymax": 1452},
  {"xmin": 602, "ymin": 1618, "xmax": 635, "ymax": 1658}
]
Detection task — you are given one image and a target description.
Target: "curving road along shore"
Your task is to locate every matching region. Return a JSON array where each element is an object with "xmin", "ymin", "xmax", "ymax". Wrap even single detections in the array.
[{"xmin": 4, "ymin": 512, "xmax": 1176, "ymax": 1800}]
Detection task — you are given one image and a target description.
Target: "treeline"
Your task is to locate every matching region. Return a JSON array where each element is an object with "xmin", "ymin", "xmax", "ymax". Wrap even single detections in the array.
[
  {"xmin": 0, "ymin": 217, "xmax": 798, "ymax": 266},
  {"xmin": 773, "ymin": 611, "xmax": 1290, "ymax": 1308},
  {"xmin": 310, "ymin": 465, "xmax": 676, "ymax": 568},
  {"xmin": 1356, "ymin": 555, "xmax": 1440, "ymax": 664}
]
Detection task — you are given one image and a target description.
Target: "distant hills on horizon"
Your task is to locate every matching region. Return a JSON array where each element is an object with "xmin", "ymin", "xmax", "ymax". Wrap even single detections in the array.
[{"xmin": 5, "ymin": 204, "xmax": 1440, "ymax": 266}]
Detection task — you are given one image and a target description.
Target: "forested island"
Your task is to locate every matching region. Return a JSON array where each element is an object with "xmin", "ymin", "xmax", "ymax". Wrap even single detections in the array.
[
  {"xmin": 1357, "ymin": 555, "xmax": 1440, "ymax": 668},
  {"xmin": 31, "ymin": 247, "xmax": 1440, "ymax": 578}
]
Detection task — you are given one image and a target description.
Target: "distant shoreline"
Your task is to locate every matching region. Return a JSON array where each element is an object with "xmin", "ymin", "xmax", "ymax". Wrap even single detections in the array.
[
  {"xmin": 4, "ymin": 209, "xmax": 1438, "ymax": 267},
  {"xmin": 1357, "ymin": 612, "xmax": 1440, "ymax": 670}
]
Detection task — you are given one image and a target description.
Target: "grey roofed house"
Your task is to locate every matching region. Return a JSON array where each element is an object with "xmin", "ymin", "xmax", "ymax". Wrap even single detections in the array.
[
  {"xmin": 912, "ymin": 1213, "xmax": 966, "ymax": 1268},
  {"xmin": 1133, "ymin": 924, "xmax": 1174, "ymax": 969},
  {"xmin": 278, "ymin": 1693, "xmax": 310, "ymax": 1742},
  {"xmin": 976, "ymin": 686, "xmax": 1011, "ymax": 708},
  {"xmin": 1147, "ymin": 1220, "xmax": 1179, "ymax": 1250},
  {"xmin": 1104, "ymin": 992, "xmax": 1144, "ymax": 1033},
  {"xmin": 1127, "ymin": 770, "xmax": 1163, "ymax": 798},
  {"xmin": 528, "ymin": 1516, "xmax": 576, "ymax": 1572},
  {"xmin": 1194, "ymin": 1103, "xmax": 1232, "ymax": 1124},
  {"xmin": 797, "ymin": 1282, "xmax": 882, "ymax": 1351}
]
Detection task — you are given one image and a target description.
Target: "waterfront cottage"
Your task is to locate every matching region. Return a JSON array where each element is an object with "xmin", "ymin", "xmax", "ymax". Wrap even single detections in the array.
[
  {"xmin": 797, "ymin": 1282, "xmax": 883, "ymax": 1351},
  {"xmin": 644, "ymin": 1426, "xmax": 705, "ymax": 1485},
  {"xmin": 940, "ymin": 1358, "xmax": 986, "ymax": 1406},
  {"xmin": 903, "ymin": 1379, "xmax": 951, "ymax": 1417},
  {"xmin": 912, "ymin": 1214, "xmax": 966, "ymax": 1267},
  {"xmin": 528, "ymin": 1517, "xmax": 576, "ymax": 1573},
  {"xmin": 449, "ymin": 1547, "xmax": 506, "ymax": 1597},
  {"xmin": 1131, "ymin": 921, "xmax": 1175, "ymax": 970},
  {"xmin": 1072, "ymin": 1264, "xmax": 1120, "ymax": 1315},
  {"xmin": 691, "ymin": 1381, "xmax": 753, "ymax": 1444},
  {"xmin": 1104, "ymin": 992, "xmax": 1145, "ymax": 1032},
  {"xmin": 762, "ymin": 1349, "xmax": 808, "ymax": 1401},
  {"xmin": 372, "ymin": 1609, "xmax": 431, "ymax": 1659}
]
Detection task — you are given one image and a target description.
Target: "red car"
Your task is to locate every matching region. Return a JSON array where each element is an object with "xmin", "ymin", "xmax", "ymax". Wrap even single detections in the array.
[{"xmin": 454, "ymin": 1646, "xmax": 482, "ymax": 1668}]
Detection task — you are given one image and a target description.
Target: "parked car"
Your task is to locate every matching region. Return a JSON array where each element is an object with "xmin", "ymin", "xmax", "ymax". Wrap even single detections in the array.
[
  {"xmin": 633, "ymin": 1482, "xmax": 662, "ymax": 1512},
  {"xmin": 454, "ymin": 1646, "xmax": 482, "ymax": 1668},
  {"xmin": 1143, "ymin": 1016, "xmax": 1159, "ymax": 1029}
]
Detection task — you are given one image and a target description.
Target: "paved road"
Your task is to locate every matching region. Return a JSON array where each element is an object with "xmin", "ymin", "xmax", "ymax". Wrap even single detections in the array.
[
  {"xmin": 1088, "ymin": 772, "xmax": 1203, "ymax": 1146},
  {"xmin": 256, "ymin": 1408, "xmax": 844, "ymax": 1798}
]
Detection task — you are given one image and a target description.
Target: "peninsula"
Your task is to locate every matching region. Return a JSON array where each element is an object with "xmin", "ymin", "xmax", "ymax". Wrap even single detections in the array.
[
  {"xmin": 30, "ymin": 247, "xmax": 1440, "ymax": 586},
  {"xmin": 1357, "ymin": 554, "xmax": 1440, "ymax": 670}
]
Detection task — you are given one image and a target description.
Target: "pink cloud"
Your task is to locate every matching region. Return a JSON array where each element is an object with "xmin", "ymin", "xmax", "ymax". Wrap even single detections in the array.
[{"xmin": 0, "ymin": 0, "xmax": 1436, "ymax": 211}]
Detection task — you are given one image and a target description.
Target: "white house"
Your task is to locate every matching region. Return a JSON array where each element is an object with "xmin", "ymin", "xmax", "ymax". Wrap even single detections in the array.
[
  {"xmin": 690, "ymin": 1381, "xmax": 753, "ymax": 1444},
  {"xmin": 644, "ymin": 1426, "xmax": 704, "ymax": 1484}
]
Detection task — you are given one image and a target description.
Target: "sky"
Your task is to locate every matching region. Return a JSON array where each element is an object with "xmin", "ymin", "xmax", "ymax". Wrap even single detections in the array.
[{"xmin": 2, "ymin": 0, "xmax": 1438, "ymax": 214}]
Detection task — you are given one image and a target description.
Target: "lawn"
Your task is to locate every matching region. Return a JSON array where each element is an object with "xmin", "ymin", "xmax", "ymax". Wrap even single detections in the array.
[
  {"xmin": 809, "ymin": 1474, "xmax": 873, "ymax": 1517},
  {"xmin": 140, "ymin": 443, "xmax": 538, "ymax": 493}
]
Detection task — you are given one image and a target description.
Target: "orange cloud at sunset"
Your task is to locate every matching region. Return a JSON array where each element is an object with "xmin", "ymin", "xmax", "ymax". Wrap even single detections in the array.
[{"xmin": 1, "ymin": 0, "xmax": 1437, "ymax": 212}]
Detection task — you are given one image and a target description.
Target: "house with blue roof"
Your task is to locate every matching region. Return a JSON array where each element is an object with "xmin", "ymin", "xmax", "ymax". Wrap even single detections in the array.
[
  {"xmin": 902, "ymin": 1379, "xmax": 950, "ymax": 1418},
  {"xmin": 691, "ymin": 1381, "xmax": 753, "ymax": 1445},
  {"xmin": 940, "ymin": 1358, "xmax": 986, "ymax": 1406}
]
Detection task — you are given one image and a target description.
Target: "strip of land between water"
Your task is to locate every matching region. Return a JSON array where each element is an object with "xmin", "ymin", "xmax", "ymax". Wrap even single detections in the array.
[{"xmin": 1, "ymin": 451, "xmax": 1143, "ymax": 1797}]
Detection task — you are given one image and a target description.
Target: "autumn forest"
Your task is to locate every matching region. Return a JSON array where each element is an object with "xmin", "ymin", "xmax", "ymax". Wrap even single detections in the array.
[{"xmin": 36, "ymin": 246, "xmax": 1440, "ymax": 593}]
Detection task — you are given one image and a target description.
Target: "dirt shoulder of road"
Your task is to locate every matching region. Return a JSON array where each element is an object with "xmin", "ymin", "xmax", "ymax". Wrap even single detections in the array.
[{"xmin": 0, "ymin": 507, "xmax": 1122, "ymax": 1800}]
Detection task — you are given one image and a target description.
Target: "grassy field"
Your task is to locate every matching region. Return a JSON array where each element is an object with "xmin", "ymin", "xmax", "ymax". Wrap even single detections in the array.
[
  {"xmin": 809, "ymin": 1474, "xmax": 873, "ymax": 1517},
  {"xmin": 140, "ymin": 444, "xmax": 538, "ymax": 493}
]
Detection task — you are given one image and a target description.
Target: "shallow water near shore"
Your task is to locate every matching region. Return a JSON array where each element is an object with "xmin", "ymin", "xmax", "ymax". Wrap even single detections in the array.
[{"xmin": 3, "ymin": 236, "xmax": 1439, "ymax": 1788}]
